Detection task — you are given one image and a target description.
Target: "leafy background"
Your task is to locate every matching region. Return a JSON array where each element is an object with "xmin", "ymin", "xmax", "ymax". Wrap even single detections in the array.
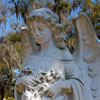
[{"xmin": 0, "ymin": 0, "xmax": 100, "ymax": 100}]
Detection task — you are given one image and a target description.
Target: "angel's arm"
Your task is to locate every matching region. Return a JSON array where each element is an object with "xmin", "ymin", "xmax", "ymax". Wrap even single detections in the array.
[{"xmin": 42, "ymin": 61, "xmax": 84, "ymax": 100}]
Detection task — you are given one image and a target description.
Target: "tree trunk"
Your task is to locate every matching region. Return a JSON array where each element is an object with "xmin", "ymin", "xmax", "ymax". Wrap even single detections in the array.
[{"xmin": 0, "ymin": 88, "xmax": 4, "ymax": 100}]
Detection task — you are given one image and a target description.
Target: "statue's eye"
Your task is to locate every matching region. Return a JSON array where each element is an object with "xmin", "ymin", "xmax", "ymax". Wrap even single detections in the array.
[{"xmin": 38, "ymin": 26, "xmax": 44, "ymax": 31}]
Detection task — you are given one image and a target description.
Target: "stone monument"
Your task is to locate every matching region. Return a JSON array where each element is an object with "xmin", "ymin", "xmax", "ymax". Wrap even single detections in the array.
[{"xmin": 14, "ymin": 8, "xmax": 100, "ymax": 100}]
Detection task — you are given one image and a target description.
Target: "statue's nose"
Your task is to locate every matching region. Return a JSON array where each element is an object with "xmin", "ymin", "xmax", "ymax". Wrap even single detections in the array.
[{"xmin": 35, "ymin": 28, "xmax": 40, "ymax": 36}]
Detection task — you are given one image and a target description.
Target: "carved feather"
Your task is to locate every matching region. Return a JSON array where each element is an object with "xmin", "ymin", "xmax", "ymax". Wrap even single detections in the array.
[{"xmin": 73, "ymin": 13, "xmax": 100, "ymax": 100}]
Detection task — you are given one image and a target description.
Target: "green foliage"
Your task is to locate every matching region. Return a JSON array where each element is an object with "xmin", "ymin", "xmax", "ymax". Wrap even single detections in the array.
[
  {"xmin": 18, "ymin": 0, "xmax": 34, "ymax": 12},
  {"xmin": 7, "ymin": 97, "xmax": 15, "ymax": 100},
  {"xmin": 7, "ymin": 33, "xmax": 21, "ymax": 43},
  {"xmin": 66, "ymin": 36, "xmax": 76, "ymax": 53},
  {"xmin": 0, "ymin": 0, "xmax": 100, "ymax": 99},
  {"xmin": 47, "ymin": 1, "xmax": 53, "ymax": 9},
  {"xmin": 52, "ymin": 1, "xmax": 72, "ymax": 11},
  {"xmin": 0, "ymin": 66, "xmax": 16, "ymax": 99},
  {"xmin": 58, "ymin": 1, "xmax": 72, "ymax": 11},
  {"xmin": 80, "ymin": 0, "xmax": 100, "ymax": 38},
  {"xmin": 0, "ymin": 33, "xmax": 21, "ymax": 99}
]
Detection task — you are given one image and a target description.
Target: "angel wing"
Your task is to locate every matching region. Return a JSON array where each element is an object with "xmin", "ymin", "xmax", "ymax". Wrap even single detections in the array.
[
  {"xmin": 21, "ymin": 27, "xmax": 37, "ymax": 65},
  {"xmin": 73, "ymin": 13, "xmax": 100, "ymax": 100}
]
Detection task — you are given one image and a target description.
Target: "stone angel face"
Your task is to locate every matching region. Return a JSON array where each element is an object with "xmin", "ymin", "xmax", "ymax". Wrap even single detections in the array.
[
  {"xmin": 26, "ymin": 8, "xmax": 65, "ymax": 50},
  {"xmin": 30, "ymin": 21, "xmax": 52, "ymax": 45}
]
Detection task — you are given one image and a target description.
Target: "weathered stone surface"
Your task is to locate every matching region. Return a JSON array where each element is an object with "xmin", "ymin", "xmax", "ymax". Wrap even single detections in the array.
[
  {"xmin": 15, "ymin": 8, "xmax": 100, "ymax": 100},
  {"xmin": 73, "ymin": 13, "xmax": 100, "ymax": 100}
]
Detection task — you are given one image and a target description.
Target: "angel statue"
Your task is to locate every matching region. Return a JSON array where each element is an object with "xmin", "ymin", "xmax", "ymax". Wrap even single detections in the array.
[{"xmin": 14, "ymin": 8, "xmax": 84, "ymax": 100}]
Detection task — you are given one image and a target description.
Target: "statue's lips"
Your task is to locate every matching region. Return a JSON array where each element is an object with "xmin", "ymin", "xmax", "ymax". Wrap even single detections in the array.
[{"xmin": 35, "ymin": 36, "xmax": 43, "ymax": 41}]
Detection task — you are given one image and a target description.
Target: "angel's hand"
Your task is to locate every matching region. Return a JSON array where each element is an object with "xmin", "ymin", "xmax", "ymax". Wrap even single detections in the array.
[
  {"xmin": 16, "ymin": 75, "xmax": 42, "ymax": 90},
  {"xmin": 41, "ymin": 80, "xmax": 63, "ymax": 99}
]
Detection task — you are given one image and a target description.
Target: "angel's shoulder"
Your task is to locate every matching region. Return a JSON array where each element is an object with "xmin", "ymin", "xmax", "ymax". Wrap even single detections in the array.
[
  {"xmin": 58, "ymin": 47, "xmax": 74, "ymax": 61},
  {"xmin": 46, "ymin": 47, "xmax": 74, "ymax": 61}
]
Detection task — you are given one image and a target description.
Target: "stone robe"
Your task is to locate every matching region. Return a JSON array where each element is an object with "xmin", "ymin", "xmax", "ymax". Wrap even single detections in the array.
[{"xmin": 15, "ymin": 48, "xmax": 84, "ymax": 100}]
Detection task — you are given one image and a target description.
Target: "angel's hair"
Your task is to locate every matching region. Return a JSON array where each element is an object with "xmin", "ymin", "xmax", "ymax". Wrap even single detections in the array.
[
  {"xmin": 26, "ymin": 8, "xmax": 65, "ymax": 49},
  {"xmin": 26, "ymin": 8, "xmax": 63, "ymax": 29}
]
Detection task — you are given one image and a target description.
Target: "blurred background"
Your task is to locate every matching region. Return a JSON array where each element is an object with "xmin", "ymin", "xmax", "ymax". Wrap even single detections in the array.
[{"xmin": 0, "ymin": 0, "xmax": 100, "ymax": 100}]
